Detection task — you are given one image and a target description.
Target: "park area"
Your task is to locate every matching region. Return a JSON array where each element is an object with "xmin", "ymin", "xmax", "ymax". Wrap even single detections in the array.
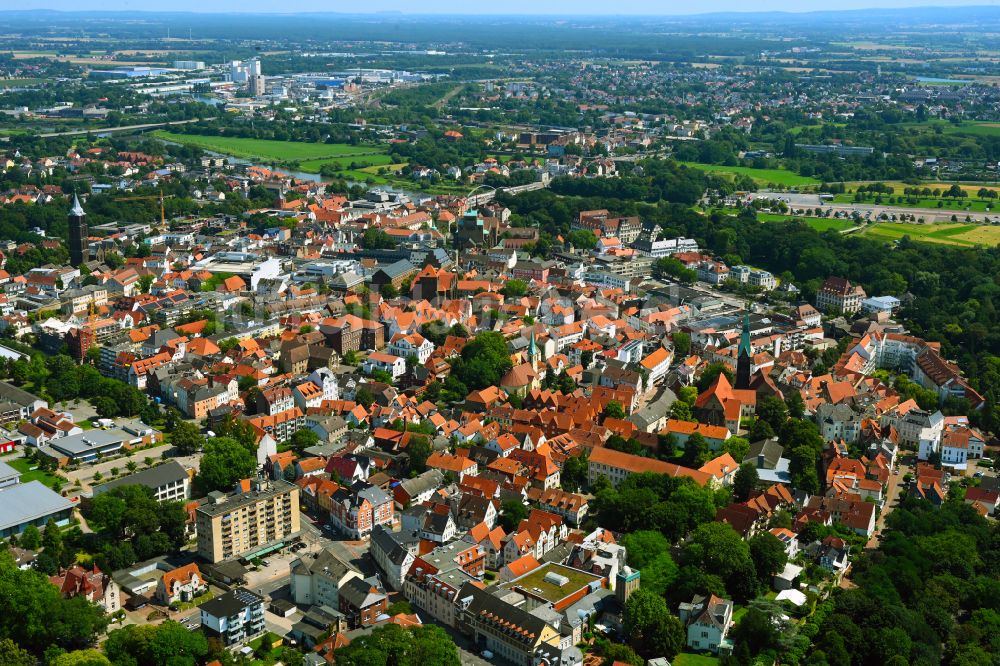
[
  {"xmin": 681, "ymin": 162, "xmax": 821, "ymax": 187},
  {"xmin": 151, "ymin": 131, "xmax": 393, "ymax": 174}
]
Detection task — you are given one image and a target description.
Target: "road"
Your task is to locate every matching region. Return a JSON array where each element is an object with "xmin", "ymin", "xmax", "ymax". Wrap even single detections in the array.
[
  {"xmin": 866, "ymin": 459, "xmax": 907, "ymax": 549},
  {"xmin": 0, "ymin": 118, "xmax": 201, "ymax": 142}
]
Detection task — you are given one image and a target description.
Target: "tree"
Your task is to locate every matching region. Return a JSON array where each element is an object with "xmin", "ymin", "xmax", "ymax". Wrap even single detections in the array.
[
  {"xmin": 624, "ymin": 589, "xmax": 684, "ymax": 660},
  {"xmin": 170, "ymin": 421, "xmax": 203, "ymax": 455},
  {"xmin": 730, "ymin": 606, "xmax": 780, "ymax": 657},
  {"xmin": 677, "ymin": 385, "xmax": 699, "ymax": 405},
  {"xmin": 499, "ymin": 500, "xmax": 528, "ymax": 532},
  {"xmin": 681, "ymin": 433, "xmax": 709, "ymax": 467},
  {"xmin": 733, "ymin": 463, "xmax": 759, "ymax": 502},
  {"xmin": 567, "ymin": 229, "xmax": 597, "ymax": 250},
  {"xmin": 619, "ymin": 531, "xmax": 679, "ymax": 597},
  {"xmin": 406, "ymin": 434, "xmax": 433, "ymax": 474},
  {"xmin": 562, "ymin": 451, "xmax": 588, "ymax": 492},
  {"xmin": 722, "ymin": 436, "xmax": 750, "ymax": 462},
  {"xmin": 91, "ymin": 396, "xmax": 118, "ymax": 419},
  {"xmin": 670, "ymin": 400, "xmax": 696, "ymax": 422},
  {"xmin": 604, "ymin": 400, "xmax": 625, "ymax": 420},
  {"xmin": 19, "ymin": 525, "xmax": 40, "ymax": 550},
  {"xmin": 105, "ymin": 621, "xmax": 208, "ymax": 666},
  {"xmin": 449, "ymin": 331, "xmax": 513, "ymax": 391},
  {"xmin": 672, "ymin": 331, "xmax": 691, "ymax": 356},
  {"xmin": 748, "ymin": 531, "xmax": 788, "ymax": 585},
  {"xmin": 138, "ymin": 275, "xmax": 154, "ymax": 294},
  {"xmin": 0, "ymin": 638, "xmax": 32, "ymax": 666},
  {"xmin": 333, "ymin": 623, "xmax": 459, "ymax": 666},
  {"xmin": 757, "ymin": 395, "xmax": 789, "ymax": 431},
  {"xmin": 41, "ymin": 517, "xmax": 63, "ymax": 563},
  {"xmin": 500, "ymin": 279, "xmax": 529, "ymax": 298},
  {"xmin": 355, "ymin": 386, "xmax": 374, "ymax": 408},
  {"xmin": 50, "ymin": 650, "xmax": 111, "ymax": 666},
  {"xmin": 197, "ymin": 437, "xmax": 257, "ymax": 493},
  {"xmin": 748, "ymin": 419, "xmax": 775, "ymax": 442},
  {"xmin": 0, "ymin": 553, "xmax": 108, "ymax": 656},
  {"xmin": 785, "ymin": 389, "xmax": 806, "ymax": 419},
  {"xmin": 288, "ymin": 427, "xmax": 319, "ymax": 454},
  {"xmin": 683, "ymin": 522, "xmax": 756, "ymax": 601}
]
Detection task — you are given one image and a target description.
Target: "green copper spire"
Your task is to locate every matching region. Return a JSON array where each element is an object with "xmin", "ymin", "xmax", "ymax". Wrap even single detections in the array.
[{"xmin": 738, "ymin": 311, "xmax": 752, "ymax": 359}]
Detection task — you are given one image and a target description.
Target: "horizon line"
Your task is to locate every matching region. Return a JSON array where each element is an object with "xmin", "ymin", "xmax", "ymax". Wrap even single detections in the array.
[{"xmin": 4, "ymin": 3, "xmax": 1000, "ymax": 17}]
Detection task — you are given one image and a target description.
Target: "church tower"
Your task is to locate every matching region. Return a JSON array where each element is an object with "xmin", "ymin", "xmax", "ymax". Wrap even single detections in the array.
[
  {"xmin": 735, "ymin": 310, "xmax": 753, "ymax": 390},
  {"xmin": 529, "ymin": 330, "xmax": 539, "ymax": 372},
  {"xmin": 68, "ymin": 194, "xmax": 88, "ymax": 267}
]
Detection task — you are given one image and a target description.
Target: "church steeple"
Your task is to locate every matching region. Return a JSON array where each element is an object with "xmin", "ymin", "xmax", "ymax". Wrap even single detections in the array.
[
  {"xmin": 735, "ymin": 310, "xmax": 752, "ymax": 390},
  {"xmin": 529, "ymin": 330, "xmax": 538, "ymax": 371},
  {"xmin": 68, "ymin": 194, "xmax": 88, "ymax": 267}
]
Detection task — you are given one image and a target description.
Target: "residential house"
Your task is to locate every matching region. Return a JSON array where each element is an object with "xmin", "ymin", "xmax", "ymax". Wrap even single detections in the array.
[{"xmin": 679, "ymin": 594, "xmax": 733, "ymax": 655}]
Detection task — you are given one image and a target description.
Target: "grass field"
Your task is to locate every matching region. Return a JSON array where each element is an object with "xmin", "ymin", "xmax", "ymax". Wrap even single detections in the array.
[
  {"xmin": 152, "ymin": 131, "xmax": 390, "ymax": 174},
  {"xmin": 859, "ymin": 221, "xmax": 1000, "ymax": 247},
  {"xmin": 0, "ymin": 78, "xmax": 45, "ymax": 88},
  {"xmin": 756, "ymin": 213, "xmax": 855, "ymax": 232},
  {"xmin": 833, "ymin": 193, "xmax": 998, "ymax": 213},
  {"xmin": 6, "ymin": 457, "xmax": 62, "ymax": 490},
  {"xmin": 680, "ymin": 162, "xmax": 820, "ymax": 187},
  {"xmin": 944, "ymin": 122, "xmax": 1000, "ymax": 137}
]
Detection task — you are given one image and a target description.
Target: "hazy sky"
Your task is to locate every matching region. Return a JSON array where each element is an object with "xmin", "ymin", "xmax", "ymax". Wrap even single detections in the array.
[{"xmin": 13, "ymin": 0, "xmax": 1000, "ymax": 14}]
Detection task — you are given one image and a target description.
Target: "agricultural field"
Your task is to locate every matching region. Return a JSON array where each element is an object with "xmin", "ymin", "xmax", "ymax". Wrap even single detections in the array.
[
  {"xmin": 859, "ymin": 221, "xmax": 1000, "ymax": 247},
  {"xmin": 152, "ymin": 131, "xmax": 391, "ymax": 174},
  {"xmin": 680, "ymin": 162, "xmax": 820, "ymax": 187}
]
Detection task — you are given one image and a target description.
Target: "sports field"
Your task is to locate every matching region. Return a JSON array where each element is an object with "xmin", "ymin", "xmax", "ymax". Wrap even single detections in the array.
[
  {"xmin": 152, "ymin": 131, "xmax": 391, "ymax": 173},
  {"xmin": 680, "ymin": 162, "xmax": 820, "ymax": 187},
  {"xmin": 859, "ymin": 222, "xmax": 1000, "ymax": 247}
]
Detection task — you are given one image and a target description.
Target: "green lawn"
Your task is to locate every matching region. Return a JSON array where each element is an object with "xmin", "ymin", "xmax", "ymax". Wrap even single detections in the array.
[
  {"xmin": 151, "ymin": 131, "xmax": 390, "ymax": 173},
  {"xmin": 6, "ymin": 457, "xmax": 62, "ymax": 490},
  {"xmin": 756, "ymin": 213, "xmax": 855, "ymax": 232},
  {"xmin": 832, "ymin": 193, "xmax": 997, "ymax": 213},
  {"xmin": 680, "ymin": 162, "xmax": 820, "ymax": 187},
  {"xmin": 674, "ymin": 653, "xmax": 721, "ymax": 666}
]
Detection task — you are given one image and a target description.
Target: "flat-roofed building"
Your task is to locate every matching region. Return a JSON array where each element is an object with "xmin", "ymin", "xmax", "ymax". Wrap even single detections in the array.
[
  {"xmin": 93, "ymin": 460, "xmax": 191, "ymax": 503},
  {"xmin": 196, "ymin": 479, "xmax": 300, "ymax": 563},
  {"xmin": 0, "ymin": 480, "xmax": 75, "ymax": 538}
]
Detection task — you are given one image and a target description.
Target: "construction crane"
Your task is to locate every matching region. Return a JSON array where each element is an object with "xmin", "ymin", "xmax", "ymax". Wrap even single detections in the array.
[{"xmin": 113, "ymin": 191, "xmax": 174, "ymax": 226}]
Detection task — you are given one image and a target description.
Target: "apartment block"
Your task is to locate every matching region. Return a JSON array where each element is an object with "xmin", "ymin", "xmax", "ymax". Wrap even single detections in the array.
[{"xmin": 196, "ymin": 479, "xmax": 300, "ymax": 563}]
